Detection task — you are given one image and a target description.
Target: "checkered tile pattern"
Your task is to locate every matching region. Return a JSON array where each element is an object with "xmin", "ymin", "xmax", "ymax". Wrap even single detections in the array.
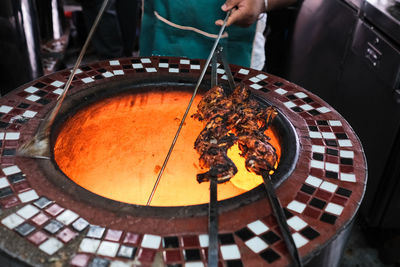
[{"xmin": 1, "ymin": 197, "xmax": 83, "ymax": 255}]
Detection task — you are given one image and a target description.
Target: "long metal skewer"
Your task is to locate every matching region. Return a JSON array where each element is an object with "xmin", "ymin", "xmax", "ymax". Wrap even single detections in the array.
[
  {"xmin": 146, "ymin": 10, "xmax": 232, "ymax": 206},
  {"xmin": 17, "ymin": 0, "xmax": 110, "ymax": 158}
]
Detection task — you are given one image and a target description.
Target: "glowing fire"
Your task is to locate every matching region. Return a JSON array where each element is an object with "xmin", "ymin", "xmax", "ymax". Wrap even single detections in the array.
[{"xmin": 54, "ymin": 90, "xmax": 281, "ymax": 206}]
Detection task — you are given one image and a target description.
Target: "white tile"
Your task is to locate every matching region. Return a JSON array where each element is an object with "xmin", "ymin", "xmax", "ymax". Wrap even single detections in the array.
[
  {"xmin": 221, "ymin": 74, "xmax": 228, "ymax": 80},
  {"xmin": 238, "ymin": 68, "xmax": 249, "ymax": 75},
  {"xmin": 0, "ymin": 105, "xmax": 13, "ymax": 113},
  {"xmin": 18, "ymin": 190, "xmax": 39, "ymax": 203},
  {"xmin": 180, "ymin": 59, "xmax": 190, "ymax": 64},
  {"xmin": 247, "ymin": 220, "xmax": 269, "ymax": 235},
  {"xmin": 26, "ymin": 95, "xmax": 40, "ymax": 102},
  {"xmin": 329, "ymin": 120, "xmax": 342, "ymax": 126},
  {"xmin": 325, "ymin": 203, "xmax": 344, "ymax": 215},
  {"xmin": 56, "ymin": 209, "xmax": 79, "ymax": 225},
  {"xmin": 39, "ymin": 238, "xmax": 63, "ymax": 255},
  {"xmin": 300, "ymin": 104, "xmax": 313, "ymax": 111},
  {"xmin": 79, "ymin": 238, "xmax": 100, "ymax": 253},
  {"xmin": 287, "ymin": 216, "xmax": 307, "ymax": 231},
  {"xmin": 250, "ymin": 84, "xmax": 262, "ymax": 90},
  {"xmin": 287, "ymin": 200, "xmax": 306, "ymax": 213},
  {"xmin": 322, "ymin": 132, "xmax": 336, "ymax": 139},
  {"xmin": 284, "ymin": 101, "xmax": 296, "ymax": 109},
  {"xmin": 141, "ymin": 58, "xmax": 151, "ymax": 63},
  {"xmin": 311, "ymin": 160, "xmax": 324, "ymax": 169},
  {"xmin": 312, "ymin": 145, "xmax": 325, "ymax": 153},
  {"xmin": 87, "ymin": 225, "xmax": 105, "ymax": 238},
  {"xmin": 24, "ymin": 86, "xmax": 38, "ymax": 93},
  {"xmin": 17, "ymin": 204, "xmax": 40, "ymax": 219},
  {"xmin": 292, "ymin": 233, "xmax": 308, "ymax": 248},
  {"xmin": 320, "ymin": 181, "xmax": 338, "ymax": 193},
  {"xmin": 169, "ymin": 68, "xmax": 179, "ymax": 73},
  {"xmin": 109, "ymin": 60, "xmax": 120, "ymax": 66},
  {"xmin": 185, "ymin": 262, "xmax": 204, "ymax": 267},
  {"xmin": 2, "ymin": 165, "xmax": 21, "ymax": 175},
  {"xmin": 244, "ymin": 237, "xmax": 268, "ymax": 253},
  {"xmin": 220, "ymin": 244, "xmax": 241, "ymax": 260},
  {"xmin": 190, "ymin": 65, "xmax": 200, "ymax": 70},
  {"xmin": 73, "ymin": 68, "xmax": 83, "ymax": 74},
  {"xmin": 5, "ymin": 132, "xmax": 20, "ymax": 140},
  {"xmin": 0, "ymin": 177, "xmax": 9, "ymax": 189},
  {"xmin": 110, "ymin": 261, "xmax": 131, "ymax": 267},
  {"xmin": 82, "ymin": 77, "xmax": 94, "ymax": 83},
  {"xmin": 159, "ymin": 63, "xmax": 168, "ymax": 68},
  {"xmin": 113, "ymin": 70, "xmax": 124, "ymax": 75},
  {"xmin": 317, "ymin": 106, "xmax": 331, "ymax": 113},
  {"xmin": 1, "ymin": 213, "xmax": 24, "ymax": 229},
  {"xmin": 294, "ymin": 92, "xmax": 308, "ymax": 98},
  {"xmin": 309, "ymin": 131, "xmax": 322, "ymax": 139},
  {"xmin": 217, "ymin": 68, "xmax": 225, "ymax": 74},
  {"xmin": 53, "ymin": 88, "xmax": 64, "ymax": 95},
  {"xmin": 132, "ymin": 63, "xmax": 143, "ymax": 69},
  {"xmin": 275, "ymin": 88, "xmax": 287, "ymax": 95},
  {"xmin": 305, "ymin": 176, "xmax": 322, "ymax": 187},
  {"xmin": 339, "ymin": 140, "xmax": 352, "ymax": 147},
  {"xmin": 0, "ymin": 133, "xmax": 4, "ymax": 139},
  {"xmin": 145, "ymin": 68, "xmax": 157, "ymax": 72},
  {"xmin": 249, "ymin": 77, "xmax": 260, "ymax": 83},
  {"xmin": 51, "ymin": 81, "xmax": 64, "ymax": 87},
  {"xmin": 325, "ymin": 163, "xmax": 339, "ymax": 172},
  {"xmin": 340, "ymin": 150, "xmax": 354, "ymax": 158},
  {"xmin": 97, "ymin": 241, "xmax": 120, "ymax": 257},
  {"xmin": 256, "ymin": 74, "xmax": 268, "ymax": 80},
  {"xmin": 22, "ymin": 110, "xmax": 37, "ymax": 118},
  {"xmin": 199, "ymin": 234, "xmax": 209, "ymax": 247},
  {"xmin": 102, "ymin": 71, "xmax": 114, "ymax": 78},
  {"xmin": 340, "ymin": 173, "xmax": 356, "ymax": 182},
  {"xmin": 141, "ymin": 234, "xmax": 161, "ymax": 249}
]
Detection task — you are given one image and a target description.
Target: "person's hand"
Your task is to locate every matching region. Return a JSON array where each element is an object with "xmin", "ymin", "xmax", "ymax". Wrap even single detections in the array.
[{"xmin": 215, "ymin": 0, "xmax": 267, "ymax": 27}]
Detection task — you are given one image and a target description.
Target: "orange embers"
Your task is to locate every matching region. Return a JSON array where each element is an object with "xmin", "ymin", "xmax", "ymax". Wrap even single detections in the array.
[{"xmin": 54, "ymin": 90, "xmax": 280, "ymax": 206}]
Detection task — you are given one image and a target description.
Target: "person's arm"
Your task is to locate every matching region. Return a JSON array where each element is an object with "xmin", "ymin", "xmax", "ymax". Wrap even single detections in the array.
[{"xmin": 215, "ymin": 0, "xmax": 297, "ymax": 27}]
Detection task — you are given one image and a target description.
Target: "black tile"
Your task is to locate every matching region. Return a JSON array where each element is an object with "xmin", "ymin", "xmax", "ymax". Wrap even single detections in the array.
[
  {"xmin": 274, "ymin": 82, "xmax": 283, "ymax": 86},
  {"xmin": 184, "ymin": 249, "xmax": 201, "ymax": 261},
  {"xmin": 97, "ymin": 68, "xmax": 107, "ymax": 73},
  {"xmin": 35, "ymin": 90, "xmax": 47, "ymax": 97},
  {"xmin": 44, "ymin": 219, "xmax": 64, "ymax": 234},
  {"xmin": 160, "ymin": 58, "xmax": 169, "ymax": 63},
  {"xmin": 301, "ymin": 184, "xmax": 316, "ymax": 195},
  {"xmin": 167, "ymin": 265, "xmax": 182, "ymax": 267},
  {"xmin": 123, "ymin": 64, "xmax": 133, "ymax": 69},
  {"xmin": 300, "ymin": 227, "xmax": 320, "ymax": 240},
  {"xmin": 261, "ymin": 88, "xmax": 270, "ymax": 93},
  {"xmin": 131, "ymin": 59, "xmax": 141, "ymax": 63},
  {"xmin": 308, "ymin": 126, "xmax": 318, "ymax": 131},
  {"xmin": 163, "ymin": 236, "xmax": 179, "ymax": 248},
  {"xmin": 190, "ymin": 60, "xmax": 200, "ymax": 64},
  {"xmin": 226, "ymin": 259, "xmax": 243, "ymax": 267},
  {"xmin": 292, "ymin": 107, "xmax": 303, "ymax": 113},
  {"xmin": 2, "ymin": 149, "xmax": 16, "ymax": 156},
  {"xmin": 219, "ymin": 233, "xmax": 235, "ymax": 245},
  {"xmin": 0, "ymin": 121, "xmax": 9, "ymax": 128},
  {"xmin": 8, "ymin": 173, "xmax": 25, "ymax": 183},
  {"xmin": 15, "ymin": 223, "xmax": 35, "ymax": 236},
  {"xmin": 320, "ymin": 213, "xmax": 337, "ymax": 224},
  {"xmin": 170, "ymin": 64, "xmax": 179, "ymax": 68},
  {"xmin": 81, "ymin": 66, "xmax": 92, "ymax": 71},
  {"xmin": 33, "ymin": 196, "xmax": 53, "ymax": 209},
  {"xmin": 17, "ymin": 103, "xmax": 30, "ymax": 109},
  {"xmin": 94, "ymin": 75, "xmax": 103, "ymax": 80},
  {"xmin": 309, "ymin": 198, "xmax": 326, "ymax": 209},
  {"xmin": 335, "ymin": 133, "xmax": 348, "ymax": 140},
  {"xmin": 0, "ymin": 187, "xmax": 13, "ymax": 198},
  {"xmin": 261, "ymin": 231, "xmax": 280, "ymax": 245},
  {"xmin": 340, "ymin": 158, "xmax": 353, "ymax": 165},
  {"xmin": 303, "ymin": 97, "xmax": 313, "ymax": 103},
  {"xmin": 312, "ymin": 153, "xmax": 324, "ymax": 161},
  {"xmin": 235, "ymin": 227, "xmax": 255, "ymax": 241},
  {"xmin": 234, "ymin": 77, "xmax": 242, "ymax": 82},
  {"xmin": 34, "ymin": 82, "xmax": 46, "ymax": 88},
  {"xmin": 336, "ymin": 187, "xmax": 352, "ymax": 197},
  {"xmin": 287, "ymin": 95, "xmax": 297, "ymax": 100},
  {"xmin": 37, "ymin": 98, "xmax": 50, "ymax": 105},
  {"xmin": 258, "ymin": 81, "xmax": 268, "ymax": 86},
  {"xmin": 326, "ymin": 148, "xmax": 339, "ymax": 156},
  {"xmin": 117, "ymin": 245, "xmax": 137, "ymax": 258},
  {"xmin": 260, "ymin": 248, "xmax": 281, "ymax": 263},
  {"xmin": 309, "ymin": 110, "xmax": 321, "ymax": 116},
  {"xmin": 317, "ymin": 120, "xmax": 329, "ymax": 126},
  {"xmin": 180, "ymin": 69, "xmax": 189, "ymax": 73},
  {"xmin": 325, "ymin": 171, "xmax": 338, "ymax": 179},
  {"xmin": 325, "ymin": 139, "xmax": 338, "ymax": 147},
  {"xmin": 88, "ymin": 257, "xmax": 110, "ymax": 267},
  {"xmin": 283, "ymin": 208, "xmax": 293, "ymax": 219}
]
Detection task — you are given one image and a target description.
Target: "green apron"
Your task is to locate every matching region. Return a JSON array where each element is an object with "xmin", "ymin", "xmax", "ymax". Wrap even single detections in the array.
[{"xmin": 140, "ymin": 0, "xmax": 257, "ymax": 68}]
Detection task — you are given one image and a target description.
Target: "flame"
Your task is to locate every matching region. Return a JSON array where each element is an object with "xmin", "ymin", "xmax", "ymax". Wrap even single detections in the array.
[{"xmin": 54, "ymin": 90, "xmax": 281, "ymax": 206}]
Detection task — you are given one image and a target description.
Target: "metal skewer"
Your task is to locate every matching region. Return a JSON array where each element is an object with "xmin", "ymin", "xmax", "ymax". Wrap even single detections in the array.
[
  {"xmin": 146, "ymin": 9, "xmax": 233, "ymax": 206},
  {"xmin": 17, "ymin": 0, "xmax": 110, "ymax": 159}
]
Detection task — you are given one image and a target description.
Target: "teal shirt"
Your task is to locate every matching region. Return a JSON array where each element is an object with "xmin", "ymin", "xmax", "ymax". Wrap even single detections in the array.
[{"xmin": 140, "ymin": 0, "xmax": 257, "ymax": 68}]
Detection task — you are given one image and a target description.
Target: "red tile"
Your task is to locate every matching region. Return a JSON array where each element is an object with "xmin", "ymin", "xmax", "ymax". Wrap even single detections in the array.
[
  {"xmin": 318, "ymin": 126, "xmax": 331, "ymax": 132},
  {"xmin": 262, "ymin": 215, "xmax": 277, "ymax": 227},
  {"xmin": 57, "ymin": 228, "xmax": 78, "ymax": 243},
  {"xmin": 315, "ymin": 189, "xmax": 333, "ymax": 201},
  {"xmin": 274, "ymin": 240, "xmax": 288, "ymax": 255},
  {"xmin": 295, "ymin": 192, "xmax": 311, "ymax": 203},
  {"xmin": 309, "ymin": 168, "xmax": 324, "ymax": 178},
  {"xmin": 70, "ymin": 254, "xmax": 91, "ymax": 267},
  {"xmin": 181, "ymin": 235, "xmax": 200, "ymax": 247},
  {"xmin": 163, "ymin": 250, "xmax": 182, "ymax": 263},
  {"xmin": 331, "ymin": 126, "xmax": 344, "ymax": 132},
  {"xmin": 331, "ymin": 195, "xmax": 348, "ymax": 206},
  {"xmin": 1, "ymin": 157, "xmax": 15, "ymax": 165},
  {"xmin": 45, "ymin": 203, "xmax": 65, "ymax": 216},
  {"xmin": 27, "ymin": 231, "xmax": 49, "ymax": 245},
  {"xmin": 311, "ymin": 139, "xmax": 324, "ymax": 146},
  {"xmin": 340, "ymin": 166, "xmax": 354, "ymax": 173},
  {"xmin": 17, "ymin": 92, "xmax": 29, "ymax": 98},
  {"xmin": 137, "ymin": 248, "xmax": 156, "ymax": 262},
  {"xmin": 0, "ymin": 196, "xmax": 20, "ymax": 209},
  {"xmin": 31, "ymin": 212, "xmax": 50, "ymax": 226},
  {"xmin": 303, "ymin": 206, "xmax": 321, "ymax": 219},
  {"xmin": 4, "ymin": 140, "xmax": 19, "ymax": 148},
  {"xmin": 13, "ymin": 181, "xmax": 31, "ymax": 193},
  {"xmin": 123, "ymin": 232, "xmax": 141, "ymax": 245},
  {"xmin": 105, "ymin": 229, "xmax": 123, "ymax": 242},
  {"xmin": 325, "ymin": 155, "xmax": 339, "ymax": 163},
  {"xmin": 306, "ymin": 120, "xmax": 316, "ymax": 126}
]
